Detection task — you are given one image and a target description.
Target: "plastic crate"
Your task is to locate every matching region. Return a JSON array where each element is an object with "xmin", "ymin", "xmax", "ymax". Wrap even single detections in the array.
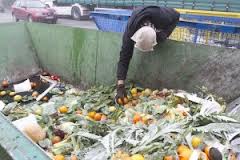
[{"xmin": 91, "ymin": 10, "xmax": 131, "ymax": 32}]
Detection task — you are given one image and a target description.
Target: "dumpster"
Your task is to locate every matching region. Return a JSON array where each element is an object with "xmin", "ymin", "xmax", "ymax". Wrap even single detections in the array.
[{"xmin": 0, "ymin": 22, "xmax": 240, "ymax": 159}]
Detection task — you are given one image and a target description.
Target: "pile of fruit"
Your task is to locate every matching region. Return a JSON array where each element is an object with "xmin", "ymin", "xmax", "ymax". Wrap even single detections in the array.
[{"xmin": 1, "ymin": 75, "xmax": 240, "ymax": 160}]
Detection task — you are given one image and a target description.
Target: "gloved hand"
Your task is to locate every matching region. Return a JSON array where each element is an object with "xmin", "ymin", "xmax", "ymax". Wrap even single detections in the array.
[{"xmin": 115, "ymin": 84, "xmax": 127, "ymax": 104}]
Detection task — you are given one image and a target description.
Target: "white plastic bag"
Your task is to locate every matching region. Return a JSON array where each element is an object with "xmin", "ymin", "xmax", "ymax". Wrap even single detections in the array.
[
  {"xmin": 175, "ymin": 92, "xmax": 222, "ymax": 115},
  {"xmin": 200, "ymin": 96, "xmax": 222, "ymax": 115},
  {"xmin": 0, "ymin": 101, "xmax": 5, "ymax": 111},
  {"xmin": 13, "ymin": 114, "xmax": 38, "ymax": 131},
  {"xmin": 14, "ymin": 79, "xmax": 32, "ymax": 93}
]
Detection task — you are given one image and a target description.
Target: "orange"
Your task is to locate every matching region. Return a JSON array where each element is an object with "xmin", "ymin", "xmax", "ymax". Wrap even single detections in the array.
[
  {"xmin": 2, "ymin": 80, "xmax": 9, "ymax": 88},
  {"xmin": 109, "ymin": 106, "xmax": 116, "ymax": 112},
  {"xmin": 178, "ymin": 148, "xmax": 192, "ymax": 160},
  {"xmin": 177, "ymin": 144, "xmax": 189, "ymax": 154},
  {"xmin": 133, "ymin": 114, "xmax": 142, "ymax": 124},
  {"xmin": 142, "ymin": 116, "xmax": 148, "ymax": 125},
  {"xmin": 32, "ymin": 91, "xmax": 39, "ymax": 97},
  {"xmin": 164, "ymin": 156, "xmax": 174, "ymax": 160},
  {"xmin": 94, "ymin": 113, "xmax": 102, "ymax": 121},
  {"xmin": 182, "ymin": 112, "xmax": 188, "ymax": 116},
  {"xmin": 123, "ymin": 97, "xmax": 128, "ymax": 104},
  {"xmin": 9, "ymin": 92, "xmax": 16, "ymax": 97},
  {"xmin": 132, "ymin": 100, "xmax": 138, "ymax": 106},
  {"xmin": 31, "ymin": 82, "xmax": 37, "ymax": 88},
  {"xmin": 42, "ymin": 96, "xmax": 49, "ymax": 101},
  {"xmin": 71, "ymin": 155, "xmax": 78, "ymax": 160},
  {"xmin": 132, "ymin": 93, "xmax": 138, "ymax": 98},
  {"xmin": 131, "ymin": 154, "xmax": 144, "ymax": 160},
  {"xmin": 200, "ymin": 152, "xmax": 209, "ymax": 160},
  {"xmin": 131, "ymin": 88, "xmax": 138, "ymax": 95},
  {"xmin": 204, "ymin": 146, "xmax": 210, "ymax": 158},
  {"xmin": 191, "ymin": 136, "xmax": 201, "ymax": 148},
  {"xmin": 143, "ymin": 88, "xmax": 152, "ymax": 96},
  {"xmin": 35, "ymin": 108, "xmax": 42, "ymax": 115},
  {"xmin": 52, "ymin": 136, "xmax": 61, "ymax": 144},
  {"xmin": 13, "ymin": 95, "xmax": 22, "ymax": 102},
  {"xmin": 0, "ymin": 91, "xmax": 6, "ymax": 96},
  {"xmin": 117, "ymin": 98, "xmax": 124, "ymax": 105},
  {"xmin": 54, "ymin": 155, "xmax": 65, "ymax": 160},
  {"xmin": 88, "ymin": 111, "xmax": 96, "ymax": 119},
  {"xmin": 59, "ymin": 106, "xmax": 68, "ymax": 113},
  {"xmin": 101, "ymin": 114, "xmax": 107, "ymax": 121}
]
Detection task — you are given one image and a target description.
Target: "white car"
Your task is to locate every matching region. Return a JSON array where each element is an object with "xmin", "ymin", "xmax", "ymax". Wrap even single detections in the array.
[{"xmin": 40, "ymin": 0, "xmax": 90, "ymax": 20}]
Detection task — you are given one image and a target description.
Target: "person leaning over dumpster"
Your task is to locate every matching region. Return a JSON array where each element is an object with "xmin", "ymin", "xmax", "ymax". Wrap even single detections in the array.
[{"xmin": 115, "ymin": 6, "xmax": 180, "ymax": 102}]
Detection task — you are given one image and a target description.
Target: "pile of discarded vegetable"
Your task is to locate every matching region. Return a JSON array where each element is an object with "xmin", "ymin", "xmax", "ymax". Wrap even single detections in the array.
[{"xmin": 1, "ymin": 74, "xmax": 240, "ymax": 160}]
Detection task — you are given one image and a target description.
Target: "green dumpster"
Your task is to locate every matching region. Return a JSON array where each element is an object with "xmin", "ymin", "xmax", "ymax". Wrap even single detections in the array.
[{"xmin": 0, "ymin": 22, "xmax": 239, "ymax": 159}]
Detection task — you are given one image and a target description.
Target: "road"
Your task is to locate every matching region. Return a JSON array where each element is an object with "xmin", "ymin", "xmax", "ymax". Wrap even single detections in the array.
[{"xmin": 0, "ymin": 10, "xmax": 97, "ymax": 29}]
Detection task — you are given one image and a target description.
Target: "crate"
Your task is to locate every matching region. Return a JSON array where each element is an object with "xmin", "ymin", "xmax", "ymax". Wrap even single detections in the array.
[{"xmin": 90, "ymin": 10, "xmax": 131, "ymax": 32}]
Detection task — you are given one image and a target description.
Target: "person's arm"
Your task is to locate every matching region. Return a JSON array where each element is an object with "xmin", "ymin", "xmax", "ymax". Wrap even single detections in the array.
[
  {"xmin": 115, "ymin": 24, "xmax": 135, "ymax": 102},
  {"xmin": 117, "ymin": 28, "xmax": 135, "ymax": 84},
  {"xmin": 157, "ymin": 12, "xmax": 180, "ymax": 43}
]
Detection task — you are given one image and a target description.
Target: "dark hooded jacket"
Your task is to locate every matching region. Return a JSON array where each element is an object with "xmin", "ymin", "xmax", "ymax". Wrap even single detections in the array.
[{"xmin": 117, "ymin": 6, "xmax": 180, "ymax": 80}]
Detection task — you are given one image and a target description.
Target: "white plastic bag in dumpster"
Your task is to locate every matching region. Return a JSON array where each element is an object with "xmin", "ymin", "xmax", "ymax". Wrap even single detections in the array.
[
  {"xmin": 200, "ymin": 96, "xmax": 222, "ymax": 115},
  {"xmin": 175, "ymin": 92, "xmax": 203, "ymax": 103},
  {"xmin": 0, "ymin": 101, "xmax": 5, "ymax": 111},
  {"xmin": 14, "ymin": 79, "xmax": 32, "ymax": 93},
  {"xmin": 13, "ymin": 114, "xmax": 46, "ymax": 142},
  {"xmin": 175, "ymin": 92, "xmax": 222, "ymax": 115},
  {"xmin": 13, "ymin": 114, "xmax": 38, "ymax": 131}
]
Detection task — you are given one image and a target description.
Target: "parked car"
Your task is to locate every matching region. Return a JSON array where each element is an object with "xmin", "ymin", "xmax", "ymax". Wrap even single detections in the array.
[{"xmin": 12, "ymin": 0, "xmax": 57, "ymax": 24}]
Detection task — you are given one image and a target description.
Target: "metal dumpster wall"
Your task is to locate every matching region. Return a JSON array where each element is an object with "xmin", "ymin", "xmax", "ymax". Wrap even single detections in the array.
[
  {"xmin": 27, "ymin": 23, "xmax": 240, "ymax": 102},
  {"xmin": 0, "ymin": 23, "xmax": 49, "ymax": 160},
  {"xmin": 0, "ymin": 23, "xmax": 40, "ymax": 82},
  {"xmin": 27, "ymin": 23, "xmax": 97, "ymax": 88}
]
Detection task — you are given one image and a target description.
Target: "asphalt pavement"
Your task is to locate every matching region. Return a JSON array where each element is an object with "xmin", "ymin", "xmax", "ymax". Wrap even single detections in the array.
[{"xmin": 0, "ymin": 10, "xmax": 97, "ymax": 29}]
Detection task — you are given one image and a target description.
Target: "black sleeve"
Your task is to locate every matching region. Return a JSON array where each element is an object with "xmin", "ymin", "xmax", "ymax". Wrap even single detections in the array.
[
  {"xmin": 117, "ymin": 26, "xmax": 135, "ymax": 80},
  {"xmin": 156, "ymin": 12, "xmax": 180, "ymax": 43}
]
